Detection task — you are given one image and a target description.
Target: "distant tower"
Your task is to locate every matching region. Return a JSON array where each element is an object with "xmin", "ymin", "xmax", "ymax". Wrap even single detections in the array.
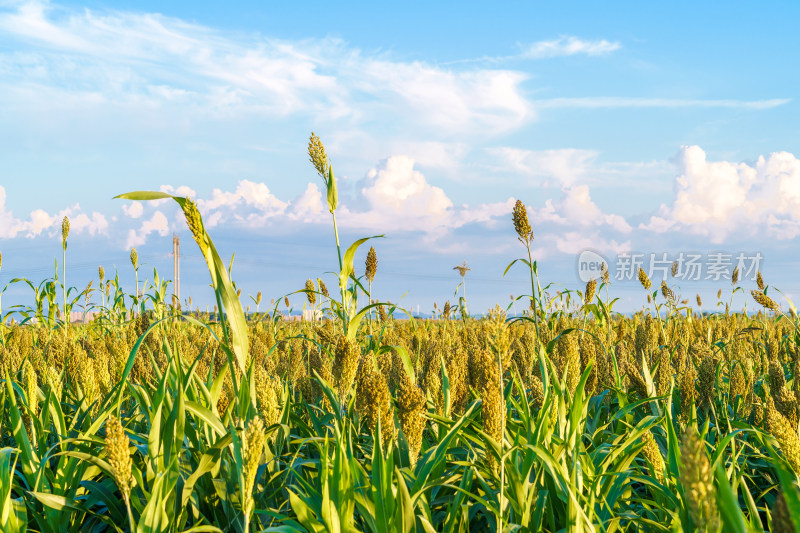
[{"xmin": 173, "ymin": 234, "xmax": 180, "ymax": 305}]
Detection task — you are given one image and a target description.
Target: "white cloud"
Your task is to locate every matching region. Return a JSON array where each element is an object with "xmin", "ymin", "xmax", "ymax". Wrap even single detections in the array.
[
  {"xmin": 487, "ymin": 147, "xmax": 599, "ymax": 186},
  {"xmin": 642, "ymin": 146, "xmax": 800, "ymax": 241},
  {"xmin": 549, "ymin": 231, "xmax": 630, "ymax": 256},
  {"xmin": 70, "ymin": 212, "xmax": 109, "ymax": 236},
  {"xmin": 125, "ymin": 210, "xmax": 169, "ymax": 248},
  {"xmin": 0, "ymin": 186, "xmax": 107, "ymax": 239},
  {"xmin": 535, "ymin": 97, "xmax": 790, "ymax": 110},
  {"xmin": 288, "ymin": 182, "xmax": 326, "ymax": 223},
  {"xmin": 345, "ymin": 156, "xmax": 454, "ymax": 231},
  {"xmin": 197, "ymin": 180, "xmax": 287, "ymax": 228},
  {"xmin": 521, "ymin": 36, "xmax": 621, "ymax": 59},
  {"xmin": 0, "ymin": 1, "xmax": 533, "ymax": 135},
  {"xmin": 122, "ymin": 202, "xmax": 143, "ymax": 218},
  {"xmin": 536, "ymin": 185, "xmax": 632, "ymax": 233}
]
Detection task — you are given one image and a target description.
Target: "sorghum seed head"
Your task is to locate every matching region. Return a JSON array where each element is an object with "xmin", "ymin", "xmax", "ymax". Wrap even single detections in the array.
[
  {"xmin": 61, "ymin": 216, "xmax": 70, "ymax": 247},
  {"xmin": 181, "ymin": 197, "xmax": 206, "ymax": 253},
  {"xmin": 318, "ymin": 278, "xmax": 329, "ymax": 298},
  {"xmin": 256, "ymin": 291, "xmax": 262, "ymax": 305},
  {"xmin": 130, "ymin": 248, "xmax": 138, "ymax": 270},
  {"xmin": 638, "ymin": 268, "xmax": 652, "ymax": 291},
  {"xmin": 752, "ymin": 290, "xmax": 781, "ymax": 313},
  {"xmin": 671, "ymin": 260, "xmax": 679, "ymax": 277},
  {"xmin": 365, "ymin": 246, "xmax": 378, "ymax": 283},
  {"xmin": 696, "ymin": 294, "xmax": 702, "ymax": 307},
  {"xmin": 757, "ymin": 271, "xmax": 765, "ymax": 291},
  {"xmin": 717, "ymin": 288, "xmax": 722, "ymax": 300},
  {"xmin": 98, "ymin": 265, "xmax": 104, "ymax": 282},
  {"xmin": 453, "ymin": 261, "xmax": 471, "ymax": 278},
  {"xmin": 105, "ymin": 415, "xmax": 133, "ymax": 500},
  {"xmin": 601, "ymin": 262, "xmax": 610, "ymax": 284},
  {"xmin": 512, "ymin": 199, "xmax": 533, "ymax": 243},
  {"xmin": 661, "ymin": 281, "xmax": 675, "ymax": 303},
  {"xmin": 679, "ymin": 430, "xmax": 720, "ymax": 532},
  {"xmin": 308, "ymin": 132, "xmax": 328, "ymax": 178},
  {"xmin": 284, "ymin": 296, "xmax": 290, "ymax": 309},
  {"xmin": 584, "ymin": 278, "xmax": 597, "ymax": 306},
  {"xmin": 305, "ymin": 279, "xmax": 316, "ymax": 305},
  {"xmin": 732, "ymin": 266, "xmax": 739, "ymax": 285}
]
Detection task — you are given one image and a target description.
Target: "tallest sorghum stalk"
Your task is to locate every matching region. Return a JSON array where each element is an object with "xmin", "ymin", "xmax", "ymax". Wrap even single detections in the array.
[
  {"xmin": 512, "ymin": 200, "xmax": 540, "ymax": 340},
  {"xmin": 308, "ymin": 133, "xmax": 342, "ymax": 270},
  {"xmin": 308, "ymin": 133, "xmax": 349, "ymax": 331},
  {"xmin": 61, "ymin": 216, "xmax": 69, "ymax": 326},
  {"xmin": 365, "ymin": 246, "xmax": 377, "ymax": 332}
]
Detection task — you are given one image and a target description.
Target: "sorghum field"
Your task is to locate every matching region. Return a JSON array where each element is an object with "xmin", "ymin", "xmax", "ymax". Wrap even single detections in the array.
[{"xmin": 1, "ymin": 137, "xmax": 799, "ymax": 533}]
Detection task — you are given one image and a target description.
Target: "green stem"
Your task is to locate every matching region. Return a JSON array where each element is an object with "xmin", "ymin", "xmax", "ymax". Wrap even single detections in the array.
[
  {"xmin": 62, "ymin": 247, "xmax": 67, "ymax": 327},
  {"xmin": 331, "ymin": 211, "xmax": 349, "ymax": 333},
  {"xmin": 526, "ymin": 243, "xmax": 541, "ymax": 343},
  {"xmin": 496, "ymin": 349, "xmax": 505, "ymax": 533}
]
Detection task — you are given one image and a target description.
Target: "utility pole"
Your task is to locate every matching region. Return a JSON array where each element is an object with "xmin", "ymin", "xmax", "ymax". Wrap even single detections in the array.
[{"xmin": 173, "ymin": 234, "xmax": 180, "ymax": 308}]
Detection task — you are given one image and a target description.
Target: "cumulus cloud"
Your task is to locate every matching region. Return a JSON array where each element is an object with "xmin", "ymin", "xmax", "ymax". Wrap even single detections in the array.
[
  {"xmin": 532, "ymin": 184, "xmax": 632, "ymax": 235},
  {"xmin": 125, "ymin": 210, "xmax": 169, "ymax": 248},
  {"xmin": 122, "ymin": 202, "xmax": 143, "ymax": 219},
  {"xmin": 642, "ymin": 146, "xmax": 800, "ymax": 242},
  {"xmin": 0, "ymin": 186, "xmax": 108, "ymax": 239},
  {"xmin": 196, "ymin": 180, "xmax": 287, "ymax": 228},
  {"xmin": 288, "ymin": 183, "xmax": 326, "ymax": 223},
  {"xmin": 70, "ymin": 212, "xmax": 109, "ymax": 236},
  {"xmin": 521, "ymin": 36, "xmax": 621, "ymax": 59}
]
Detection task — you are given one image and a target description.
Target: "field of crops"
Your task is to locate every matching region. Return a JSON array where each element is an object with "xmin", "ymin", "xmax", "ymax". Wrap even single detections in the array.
[{"xmin": 2, "ymin": 137, "xmax": 800, "ymax": 533}]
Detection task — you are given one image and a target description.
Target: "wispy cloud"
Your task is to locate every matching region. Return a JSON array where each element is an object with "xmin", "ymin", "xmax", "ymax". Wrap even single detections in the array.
[
  {"xmin": 0, "ymin": 1, "xmax": 532, "ymax": 136},
  {"xmin": 535, "ymin": 97, "xmax": 791, "ymax": 110},
  {"xmin": 520, "ymin": 36, "xmax": 621, "ymax": 59}
]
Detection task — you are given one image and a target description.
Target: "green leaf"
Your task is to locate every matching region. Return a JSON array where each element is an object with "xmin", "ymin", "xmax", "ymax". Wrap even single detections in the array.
[{"xmin": 326, "ymin": 166, "xmax": 338, "ymax": 213}]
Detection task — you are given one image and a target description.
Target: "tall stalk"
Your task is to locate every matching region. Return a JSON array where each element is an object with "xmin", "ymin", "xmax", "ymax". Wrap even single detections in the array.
[
  {"xmin": 61, "ymin": 216, "xmax": 69, "ymax": 327},
  {"xmin": 511, "ymin": 200, "xmax": 541, "ymax": 341}
]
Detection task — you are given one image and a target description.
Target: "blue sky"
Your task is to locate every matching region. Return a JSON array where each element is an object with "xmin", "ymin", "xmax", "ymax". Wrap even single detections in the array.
[{"xmin": 0, "ymin": 0, "xmax": 799, "ymax": 315}]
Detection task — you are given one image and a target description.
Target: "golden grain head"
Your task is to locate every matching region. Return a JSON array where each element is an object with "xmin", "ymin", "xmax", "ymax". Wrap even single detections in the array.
[
  {"xmin": 256, "ymin": 291, "xmax": 262, "ymax": 305},
  {"xmin": 98, "ymin": 265, "xmax": 105, "ymax": 282},
  {"xmin": 317, "ymin": 278, "xmax": 329, "ymax": 298},
  {"xmin": 757, "ymin": 271, "xmax": 765, "ymax": 291},
  {"xmin": 105, "ymin": 415, "xmax": 133, "ymax": 499},
  {"xmin": 696, "ymin": 294, "xmax": 702, "ymax": 307},
  {"xmin": 752, "ymin": 290, "xmax": 781, "ymax": 313},
  {"xmin": 308, "ymin": 132, "xmax": 328, "ymax": 178},
  {"xmin": 304, "ymin": 279, "xmax": 316, "ymax": 305},
  {"xmin": 679, "ymin": 430, "xmax": 719, "ymax": 531},
  {"xmin": 242, "ymin": 416, "xmax": 267, "ymax": 489},
  {"xmin": 660, "ymin": 281, "xmax": 675, "ymax": 303},
  {"xmin": 717, "ymin": 288, "xmax": 722, "ymax": 300},
  {"xmin": 584, "ymin": 278, "xmax": 597, "ymax": 306},
  {"xmin": 365, "ymin": 246, "xmax": 378, "ymax": 283},
  {"xmin": 638, "ymin": 267, "xmax": 652, "ymax": 291},
  {"xmin": 0, "ymin": 250, "xmax": 3, "ymax": 271},
  {"xmin": 671, "ymin": 260, "xmax": 678, "ymax": 277},
  {"xmin": 731, "ymin": 266, "xmax": 739, "ymax": 285},
  {"xmin": 284, "ymin": 296, "xmax": 290, "ymax": 309},
  {"xmin": 61, "ymin": 215, "xmax": 70, "ymax": 245},
  {"xmin": 601, "ymin": 262, "xmax": 610, "ymax": 284},
  {"xmin": 453, "ymin": 261, "xmax": 471, "ymax": 278},
  {"xmin": 180, "ymin": 197, "xmax": 209, "ymax": 260},
  {"xmin": 512, "ymin": 199, "xmax": 533, "ymax": 243},
  {"xmin": 129, "ymin": 247, "xmax": 138, "ymax": 269}
]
